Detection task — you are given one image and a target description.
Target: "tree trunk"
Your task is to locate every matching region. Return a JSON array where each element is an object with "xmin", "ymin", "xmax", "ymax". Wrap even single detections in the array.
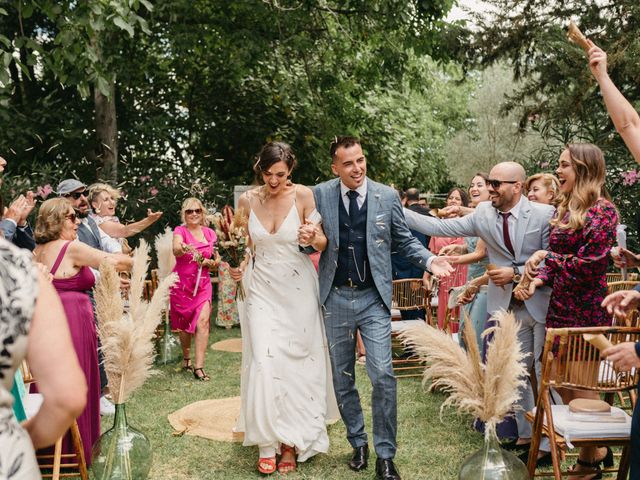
[{"xmin": 94, "ymin": 82, "xmax": 118, "ymax": 183}]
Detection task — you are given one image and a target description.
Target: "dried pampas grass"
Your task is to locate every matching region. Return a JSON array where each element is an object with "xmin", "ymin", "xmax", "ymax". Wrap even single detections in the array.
[
  {"xmin": 155, "ymin": 227, "xmax": 176, "ymax": 280},
  {"xmin": 399, "ymin": 310, "xmax": 527, "ymax": 434},
  {"xmin": 95, "ymin": 240, "xmax": 178, "ymax": 404}
]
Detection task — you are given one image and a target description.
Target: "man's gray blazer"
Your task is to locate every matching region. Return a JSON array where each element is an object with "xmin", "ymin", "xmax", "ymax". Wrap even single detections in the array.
[
  {"xmin": 313, "ymin": 177, "xmax": 434, "ymax": 312},
  {"xmin": 77, "ymin": 216, "xmax": 102, "ymax": 250},
  {"xmin": 404, "ymin": 197, "xmax": 555, "ymax": 322}
]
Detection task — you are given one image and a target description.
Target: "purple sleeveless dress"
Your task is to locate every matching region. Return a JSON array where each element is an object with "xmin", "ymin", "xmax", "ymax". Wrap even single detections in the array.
[{"xmin": 50, "ymin": 241, "xmax": 100, "ymax": 464}]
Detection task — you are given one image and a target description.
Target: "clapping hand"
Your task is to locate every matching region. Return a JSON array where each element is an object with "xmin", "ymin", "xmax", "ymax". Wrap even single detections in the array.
[{"xmin": 438, "ymin": 244, "xmax": 466, "ymax": 256}]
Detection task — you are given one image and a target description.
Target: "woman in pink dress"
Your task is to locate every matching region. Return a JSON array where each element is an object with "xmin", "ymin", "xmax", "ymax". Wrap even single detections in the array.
[
  {"xmin": 170, "ymin": 197, "xmax": 218, "ymax": 381},
  {"xmin": 33, "ymin": 198, "xmax": 132, "ymax": 464},
  {"xmin": 429, "ymin": 187, "xmax": 469, "ymax": 330}
]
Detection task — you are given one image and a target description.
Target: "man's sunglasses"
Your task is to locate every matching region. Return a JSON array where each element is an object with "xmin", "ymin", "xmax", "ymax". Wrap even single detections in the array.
[
  {"xmin": 487, "ymin": 179, "xmax": 519, "ymax": 189},
  {"xmin": 185, "ymin": 208, "xmax": 202, "ymax": 215},
  {"xmin": 65, "ymin": 213, "xmax": 77, "ymax": 222},
  {"xmin": 65, "ymin": 190, "xmax": 87, "ymax": 200}
]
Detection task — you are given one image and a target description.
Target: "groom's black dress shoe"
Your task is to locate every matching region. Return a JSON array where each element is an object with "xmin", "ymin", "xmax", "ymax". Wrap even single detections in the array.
[
  {"xmin": 349, "ymin": 445, "xmax": 369, "ymax": 471},
  {"xmin": 376, "ymin": 458, "xmax": 401, "ymax": 480}
]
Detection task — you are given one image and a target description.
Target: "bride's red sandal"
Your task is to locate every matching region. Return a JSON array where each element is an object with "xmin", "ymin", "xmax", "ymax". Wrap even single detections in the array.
[
  {"xmin": 277, "ymin": 445, "xmax": 297, "ymax": 474},
  {"xmin": 257, "ymin": 457, "xmax": 276, "ymax": 475}
]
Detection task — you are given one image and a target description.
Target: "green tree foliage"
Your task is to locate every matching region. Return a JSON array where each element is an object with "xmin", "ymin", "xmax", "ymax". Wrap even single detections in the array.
[
  {"xmin": 467, "ymin": 0, "xmax": 640, "ymax": 244},
  {"xmin": 446, "ymin": 63, "xmax": 545, "ymax": 185},
  {"xmin": 0, "ymin": 0, "xmax": 472, "ymax": 241}
]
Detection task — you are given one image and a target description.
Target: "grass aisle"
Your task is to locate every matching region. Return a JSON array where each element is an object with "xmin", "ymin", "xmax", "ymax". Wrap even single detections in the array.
[{"xmin": 117, "ymin": 327, "xmax": 483, "ymax": 479}]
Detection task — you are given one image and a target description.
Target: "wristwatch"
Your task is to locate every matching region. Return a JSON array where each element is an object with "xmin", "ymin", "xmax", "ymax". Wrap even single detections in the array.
[{"xmin": 512, "ymin": 266, "xmax": 522, "ymax": 283}]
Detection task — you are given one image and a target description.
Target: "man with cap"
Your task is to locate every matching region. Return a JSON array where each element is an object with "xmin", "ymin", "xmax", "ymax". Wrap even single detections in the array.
[
  {"xmin": 57, "ymin": 179, "xmax": 103, "ymax": 250},
  {"xmin": 57, "ymin": 178, "xmax": 116, "ymax": 416}
]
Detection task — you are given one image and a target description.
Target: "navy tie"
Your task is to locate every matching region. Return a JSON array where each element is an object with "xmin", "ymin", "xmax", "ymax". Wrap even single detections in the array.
[{"xmin": 347, "ymin": 190, "xmax": 359, "ymax": 223}]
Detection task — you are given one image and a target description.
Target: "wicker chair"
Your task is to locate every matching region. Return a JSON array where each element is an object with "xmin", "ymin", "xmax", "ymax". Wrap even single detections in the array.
[
  {"xmin": 526, "ymin": 326, "xmax": 640, "ymax": 479},
  {"xmin": 390, "ymin": 279, "xmax": 432, "ymax": 378}
]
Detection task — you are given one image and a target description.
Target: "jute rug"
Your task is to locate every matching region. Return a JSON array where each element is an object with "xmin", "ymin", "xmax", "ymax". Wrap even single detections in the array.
[
  {"xmin": 168, "ymin": 396, "xmax": 244, "ymax": 442},
  {"xmin": 210, "ymin": 338, "xmax": 242, "ymax": 352}
]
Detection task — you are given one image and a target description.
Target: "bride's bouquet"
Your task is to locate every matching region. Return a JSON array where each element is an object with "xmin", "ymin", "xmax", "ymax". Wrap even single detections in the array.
[{"xmin": 212, "ymin": 205, "xmax": 249, "ymax": 300}]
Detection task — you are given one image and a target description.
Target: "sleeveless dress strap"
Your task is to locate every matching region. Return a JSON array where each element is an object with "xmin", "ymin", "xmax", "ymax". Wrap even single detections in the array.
[{"xmin": 50, "ymin": 241, "xmax": 72, "ymax": 276}]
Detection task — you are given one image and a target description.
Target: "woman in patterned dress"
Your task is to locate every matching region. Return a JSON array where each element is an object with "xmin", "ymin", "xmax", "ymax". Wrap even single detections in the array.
[
  {"xmin": 516, "ymin": 144, "xmax": 618, "ymax": 477},
  {"xmin": 0, "ymin": 238, "xmax": 86, "ymax": 479}
]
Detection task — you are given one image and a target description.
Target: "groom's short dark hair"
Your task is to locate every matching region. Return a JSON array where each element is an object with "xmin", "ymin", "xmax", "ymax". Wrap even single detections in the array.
[{"xmin": 330, "ymin": 136, "xmax": 361, "ymax": 160}]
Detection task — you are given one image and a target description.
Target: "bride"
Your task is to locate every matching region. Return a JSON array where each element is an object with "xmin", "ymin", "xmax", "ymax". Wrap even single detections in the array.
[{"xmin": 230, "ymin": 141, "xmax": 338, "ymax": 475}]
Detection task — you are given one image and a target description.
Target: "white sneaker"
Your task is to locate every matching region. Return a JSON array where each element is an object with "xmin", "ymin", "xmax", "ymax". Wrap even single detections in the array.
[{"xmin": 100, "ymin": 395, "xmax": 116, "ymax": 416}]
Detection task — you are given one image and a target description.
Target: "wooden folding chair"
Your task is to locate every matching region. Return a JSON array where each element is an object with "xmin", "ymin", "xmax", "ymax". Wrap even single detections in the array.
[
  {"xmin": 390, "ymin": 279, "xmax": 432, "ymax": 378},
  {"xmin": 526, "ymin": 326, "xmax": 640, "ymax": 479},
  {"xmin": 606, "ymin": 272, "xmax": 639, "ymax": 284},
  {"xmin": 20, "ymin": 361, "xmax": 88, "ymax": 480}
]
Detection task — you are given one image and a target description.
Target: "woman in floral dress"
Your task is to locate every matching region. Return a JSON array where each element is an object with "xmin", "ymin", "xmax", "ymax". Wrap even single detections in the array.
[{"xmin": 517, "ymin": 143, "xmax": 618, "ymax": 476}]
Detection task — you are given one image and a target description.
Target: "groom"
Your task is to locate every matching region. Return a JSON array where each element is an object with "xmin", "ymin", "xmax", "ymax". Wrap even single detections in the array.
[{"xmin": 299, "ymin": 136, "xmax": 453, "ymax": 480}]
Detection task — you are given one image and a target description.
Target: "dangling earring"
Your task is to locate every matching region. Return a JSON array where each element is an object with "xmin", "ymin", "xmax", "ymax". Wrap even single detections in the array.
[{"xmin": 286, "ymin": 175, "xmax": 292, "ymax": 186}]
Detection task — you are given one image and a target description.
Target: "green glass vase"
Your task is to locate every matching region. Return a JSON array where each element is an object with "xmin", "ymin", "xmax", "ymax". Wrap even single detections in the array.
[
  {"xmin": 459, "ymin": 428, "xmax": 529, "ymax": 480},
  {"xmin": 154, "ymin": 317, "xmax": 181, "ymax": 366},
  {"xmin": 91, "ymin": 403, "xmax": 152, "ymax": 480}
]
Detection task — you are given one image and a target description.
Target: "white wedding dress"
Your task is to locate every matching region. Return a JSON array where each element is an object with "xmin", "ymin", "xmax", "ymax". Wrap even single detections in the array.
[{"xmin": 235, "ymin": 199, "xmax": 338, "ymax": 461}]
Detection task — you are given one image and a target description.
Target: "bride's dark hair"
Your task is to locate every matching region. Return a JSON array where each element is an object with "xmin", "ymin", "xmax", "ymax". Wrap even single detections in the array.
[{"xmin": 253, "ymin": 142, "xmax": 297, "ymax": 183}]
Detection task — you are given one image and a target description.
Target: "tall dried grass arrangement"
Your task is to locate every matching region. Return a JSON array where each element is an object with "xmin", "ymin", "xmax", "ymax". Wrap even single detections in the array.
[
  {"xmin": 94, "ymin": 240, "xmax": 178, "ymax": 404},
  {"xmin": 399, "ymin": 309, "xmax": 528, "ymax": 436},
  {"xmin": 155, "ymin": 227, "xmax": 176, "ymax": 280}
]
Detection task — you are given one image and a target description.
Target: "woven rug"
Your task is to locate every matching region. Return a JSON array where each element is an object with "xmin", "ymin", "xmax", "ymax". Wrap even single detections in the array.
[
  {"xmin": 210, "ymin": 338, "xmax": 242, "ymax": 352},
  {"xmin": 168, "ymin": 396, "xmax": 244, "ymax": 442}
]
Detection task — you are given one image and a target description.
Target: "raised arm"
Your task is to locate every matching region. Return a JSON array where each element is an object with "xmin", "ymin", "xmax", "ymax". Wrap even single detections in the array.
[
  {"xmin": 589, "ymin": 41, "xmax": 640, "ymax": 164},
  {"xmin": 22, "ymin": 272, "xmax": 87, "ymax": 448},
  {"xmin": 68, "ymin": 240, "xmax": 133, "ymax": 272},
  {"xmin": 98, "ymin": 209, "xmax": 163, "ymax": 238}
]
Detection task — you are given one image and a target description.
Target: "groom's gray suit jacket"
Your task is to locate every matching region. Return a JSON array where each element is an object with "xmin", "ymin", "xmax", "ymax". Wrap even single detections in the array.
[
  {"xmin": 404, "ymin": 197, "xmax": 554, "ymax": 322},
  {"xmin": 313, "ymin": 177, "xmax": 434, "ymax": 312}
]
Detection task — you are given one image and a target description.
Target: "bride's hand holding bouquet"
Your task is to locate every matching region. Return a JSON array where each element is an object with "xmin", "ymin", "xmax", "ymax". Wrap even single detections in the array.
[{"xmin": 212, "ymin": 205, "xmax": 250, "ymax": 299}]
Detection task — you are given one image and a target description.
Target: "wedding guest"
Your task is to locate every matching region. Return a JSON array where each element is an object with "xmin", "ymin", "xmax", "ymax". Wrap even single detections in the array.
[
  {"xmin": 57, "ymin": 178, "xmax": 117, "ymax": 416},
  {"xmin": 33, "ymin": 198, "xmax": 132, "ymax": 464},
  {"xmin": 516, "ymin": 144, "xmax": 618, "ymax": 474},
  {"xmin": 214, "ymin": 206, "xmax": 239, "ymax": 329},
  {"xmin": 525, "ymin": 173, "xmax": 560, "ymax": 206},
  {"xmin": 588, "ymin": 41, "xmax": 640, "ymax": 164},
  {"xmin": 87, "ymin": 182, "xmax": 163, "ymax": 253},
  {"xmin": 231, "ymin": 141, "xmax": 338, "ymax": 475},
  {"xmin": 0, "ymin": 155, "xmax": 36, "ymax": 250},
  {"xmin": 0, "ymin": 239, "xmax": 86, "ymax": 478},
  {"xmin": 170, "ymin": 198, "xmax": 218, "ymax": 381},
  {"xmin": 440, "ymin": 173, "xmax": 491, "ymax": 351},
  {"xmin": 429, "ymin": 187, "xmax": 469, "ymax": 330}
]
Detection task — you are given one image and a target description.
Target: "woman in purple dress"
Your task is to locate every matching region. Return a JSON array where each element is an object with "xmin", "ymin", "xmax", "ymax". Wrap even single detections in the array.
[
  {"xmin": 170, "ymin": 197, "xmax": 218, "ymax": 381},
  {"xmin": 34, "ymin": 198, "xmax": 132, "ymax": 464},
  {"xmin": 516, "ymin": 143, "xmax": 618, "ymax": 476}
]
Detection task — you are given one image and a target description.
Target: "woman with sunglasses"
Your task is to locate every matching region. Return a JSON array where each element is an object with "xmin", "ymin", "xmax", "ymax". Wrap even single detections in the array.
[
  {"xmin": 515, "ymin": 144, "xmax": 619, "ymax": 476},
  {"xmin": 170, "ymin": 197, "xmax": 219, "ymax": 381},
  {"xmin": 87, "ymin": 183, "xmax": 163, "ymax": 253},
  {"xmin": 33, "ymin": 198, "xmax": 133, "ymax": 465}
]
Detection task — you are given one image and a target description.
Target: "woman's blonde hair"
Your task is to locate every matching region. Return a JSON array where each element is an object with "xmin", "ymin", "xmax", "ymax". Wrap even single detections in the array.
[
  {"xmin": 88, "ymin": 183, "xmax": 121, "ymax": 212},
  {"xmin": 525, "ymin": 173, "xmax": 560, "ymax": 206},
  {"xmin": 180, "ymin": 197, "xmax": 209, "ymax": 226},
  {"xmin": 552, "ymin": 143, "xmax": 609, "ymax": 230},
  {"xmin": 35, "ymin": 198, "xmax": 74, "ymax": 244}
]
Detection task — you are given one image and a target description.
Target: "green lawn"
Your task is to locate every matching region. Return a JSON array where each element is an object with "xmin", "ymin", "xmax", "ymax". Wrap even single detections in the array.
[{"xmin": 104, "ymin": 326, "xmax": 484, "ymax": 480}]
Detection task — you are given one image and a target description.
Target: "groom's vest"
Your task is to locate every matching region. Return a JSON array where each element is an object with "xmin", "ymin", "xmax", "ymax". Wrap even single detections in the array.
[{"xmin": 333, "ymin": 195, "xmax": 373, "ymax": 288}]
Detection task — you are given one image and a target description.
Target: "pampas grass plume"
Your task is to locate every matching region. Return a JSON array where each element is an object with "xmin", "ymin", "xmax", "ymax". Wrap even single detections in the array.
[
  {"xmin": 155, "ymin": 227, "xmax": 176, "ymax": 280},
  {"xmin": 399, "ymin": 309, "xmax": 527, "ymax": 432}
]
